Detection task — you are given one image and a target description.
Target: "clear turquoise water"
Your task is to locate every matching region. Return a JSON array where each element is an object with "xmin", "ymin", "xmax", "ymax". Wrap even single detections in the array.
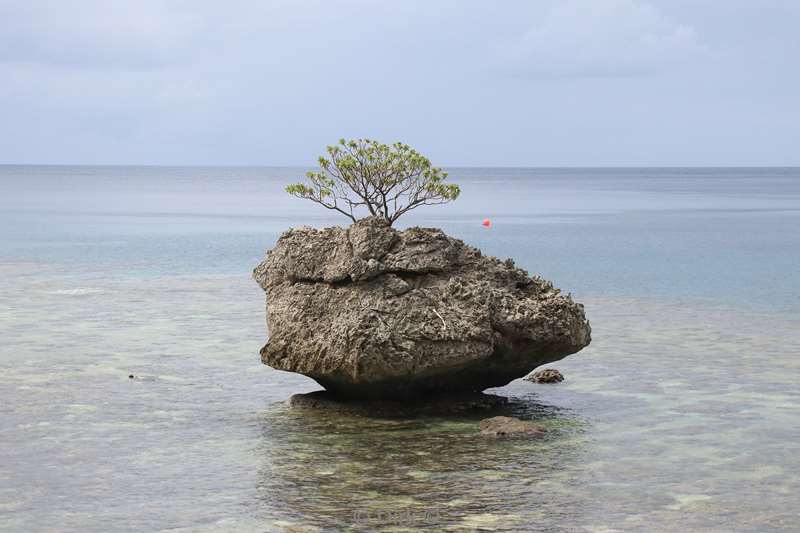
[
  {"xmin": 1, "ymin": 166, "xmax": 799, "ymax": 531},
  {"xmin": 2, "ymin": 166, "xmax": 798, "ymax": 312}
]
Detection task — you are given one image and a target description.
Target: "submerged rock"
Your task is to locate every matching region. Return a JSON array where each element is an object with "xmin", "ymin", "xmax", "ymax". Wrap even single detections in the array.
[
  {"xmin": 254, "ymin": 217, "xmax": 591, "ymax": 400},
  {"xmin": 525, "ymin": 368, "xmax": 565, "ymax": 383},
  {"xmin": 289, "ymin": 390, "xmax": 507, "ymax": 417},
  {"xmin": 478, "ymin": 416, "xmax": 547, "ymax": 437}
]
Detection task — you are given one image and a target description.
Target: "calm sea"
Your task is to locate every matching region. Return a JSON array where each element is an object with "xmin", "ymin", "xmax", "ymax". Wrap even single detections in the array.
[{"xmin": 1, "ymin": 166, "xmax": 799, "ymax": 531}]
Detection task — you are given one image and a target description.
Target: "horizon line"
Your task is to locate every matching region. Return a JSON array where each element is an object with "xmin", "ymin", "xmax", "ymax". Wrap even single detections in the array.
[{"xmin": 2, "ymin": 163, "xmax": 800, "ymax": 170}]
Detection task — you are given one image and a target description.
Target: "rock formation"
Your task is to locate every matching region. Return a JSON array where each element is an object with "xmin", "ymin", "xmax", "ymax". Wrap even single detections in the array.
[
  {"xmin": 525, "ymin": 368, "xmax": 565, "ymax": 383},
  {"xmin": 253, "ymin": 217, "xmax": 590, "ymax": 400}
]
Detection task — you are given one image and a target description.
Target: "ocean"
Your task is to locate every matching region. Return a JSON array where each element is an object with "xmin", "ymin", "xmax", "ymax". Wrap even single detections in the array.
[{"xmin": 1, "ymin": 166, "xmax": 798, "ymax": 531}]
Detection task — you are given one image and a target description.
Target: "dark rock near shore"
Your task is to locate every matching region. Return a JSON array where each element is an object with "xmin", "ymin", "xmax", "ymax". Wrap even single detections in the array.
[
  {"xmin": 478, "ymin": 416, "xmax": 547, "ymax": 437},
  {"xmin": 289, "ymin": 390, "xmax": 508, "ymax": 417},
  {"xmin": 254, "ymin": 217, "xmax": 591, "ymax": 400},
  {"xmin": 525, "ymin": 368, "xmax": 565, "ymax": 383}
]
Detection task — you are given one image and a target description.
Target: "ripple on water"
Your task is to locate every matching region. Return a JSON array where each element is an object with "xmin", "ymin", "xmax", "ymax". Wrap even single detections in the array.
[{"xmin": 1, "ymin": 268, "xmax": 799, "ymax": 531}]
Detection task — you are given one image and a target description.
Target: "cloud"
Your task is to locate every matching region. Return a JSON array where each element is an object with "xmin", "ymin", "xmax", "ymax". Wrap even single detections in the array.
[
  {"xmin": 493, "ymin": 0, "xmax": 708, "ymax": 79},
  {"xmin": 0, "ymin": 0, "xmax": 797, "ymax": 165},
  {"xmin": 0, "ymin": 0, "xmax": 401, "ymax": 70},
  {"xmin": 0, "ymin": 0, "xmax": 209, "ymax": 69}
]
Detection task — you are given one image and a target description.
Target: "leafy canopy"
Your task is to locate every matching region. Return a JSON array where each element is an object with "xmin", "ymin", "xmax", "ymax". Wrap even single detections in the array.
[{"xmin": 286, "ymin": 138, "xmax": 460, "ymax": 225}]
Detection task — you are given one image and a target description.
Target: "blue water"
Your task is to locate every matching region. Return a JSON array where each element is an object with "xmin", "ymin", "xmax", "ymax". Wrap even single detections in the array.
[
  {"xmin": 2, "ymin": 166, "xmax": 799, "ymax": 312},
  {"xmin": 1, "ymin": 166, "xmax": 799, "ymax": 532}
]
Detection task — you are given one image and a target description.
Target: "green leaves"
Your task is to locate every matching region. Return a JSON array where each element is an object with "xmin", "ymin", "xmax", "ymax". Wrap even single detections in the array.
[
  {"xmin": 286, "ymin": 138, "xmax": 460, "ymax": 225},
  {"xmin": 285, "ymin": 183, "xmax": 313, "ymax": 197}
]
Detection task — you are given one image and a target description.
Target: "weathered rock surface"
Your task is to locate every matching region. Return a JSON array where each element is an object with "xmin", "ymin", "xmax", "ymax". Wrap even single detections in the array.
[
  {"xmin": 478, "ymin": 416, "xmax": 547, "ymax": 437},
  {"xmin": 254, "ymin": 217, "xmax": 591, "ymax": 400},
  {"xmin": 525, "ymin": 368, "xmax": 565, "ymax": 383}
]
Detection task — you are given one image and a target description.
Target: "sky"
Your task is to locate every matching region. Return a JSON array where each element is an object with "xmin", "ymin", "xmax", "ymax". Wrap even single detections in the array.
[{"xmin": 1, "ymin": 0, "xmax": 799, "ymax": 166}]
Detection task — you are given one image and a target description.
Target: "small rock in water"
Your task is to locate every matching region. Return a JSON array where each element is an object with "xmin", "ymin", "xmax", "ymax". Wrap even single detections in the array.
[
  {"xmin": 478, "ymin": 416, "xmax": 547, "ymax": 438},
  {"xmin": 525, "ymin": 368, "xmax": 564, "ymax": 383}
]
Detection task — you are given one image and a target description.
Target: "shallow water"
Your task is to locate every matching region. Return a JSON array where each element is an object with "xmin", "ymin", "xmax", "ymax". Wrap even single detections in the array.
[{"xmin": 1, "ymin": 166, "xmax": 799, "ymax": 531}]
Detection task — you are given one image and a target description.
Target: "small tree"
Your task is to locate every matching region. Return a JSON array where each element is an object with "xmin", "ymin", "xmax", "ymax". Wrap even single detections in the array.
[{"xmin": 286, "ymin": 138, "xmax": 460, "ymax": 225}]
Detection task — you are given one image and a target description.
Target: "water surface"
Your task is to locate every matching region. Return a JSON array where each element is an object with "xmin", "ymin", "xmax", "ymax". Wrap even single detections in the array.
[{"xmin": 1, "ymin": 166, "xmax": 798, "ymax": 531}]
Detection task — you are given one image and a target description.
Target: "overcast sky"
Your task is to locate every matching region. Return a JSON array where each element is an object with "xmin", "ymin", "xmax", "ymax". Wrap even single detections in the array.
[{"xmin": 1, "ymin": 0, "xmax": 798, "ymax": 166}]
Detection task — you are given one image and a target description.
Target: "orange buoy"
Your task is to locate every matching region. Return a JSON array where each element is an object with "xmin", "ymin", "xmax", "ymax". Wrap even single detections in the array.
[{"xmin": 482, "ymin": 218, "xmax": 491, "ymax": 227}]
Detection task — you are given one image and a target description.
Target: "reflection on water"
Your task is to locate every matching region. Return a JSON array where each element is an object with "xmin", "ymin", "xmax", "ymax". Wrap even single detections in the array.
[
  {"xmin": 255, "ymin": 399, "xmax": 588, "ymax": 531},
  {"xmin": 1, "ymin": 266, "xmax": 799, "ymax": 531}
]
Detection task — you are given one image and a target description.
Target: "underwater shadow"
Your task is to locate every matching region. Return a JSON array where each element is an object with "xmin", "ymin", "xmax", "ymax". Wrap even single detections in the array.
[{"xmin": 251, "ymin": 392, "xmax": 592, "ymax": 531}]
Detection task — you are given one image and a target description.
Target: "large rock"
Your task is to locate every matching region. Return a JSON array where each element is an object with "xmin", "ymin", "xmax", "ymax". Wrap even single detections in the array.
[{"xmin": 253, "ymin": 217, "xmax": 591, "ymax": 400}]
